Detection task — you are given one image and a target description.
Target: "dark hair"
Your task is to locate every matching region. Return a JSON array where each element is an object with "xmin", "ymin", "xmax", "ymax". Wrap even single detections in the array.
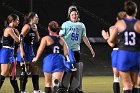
[
  {"xmin": 124, "ymin": 1, "xmax": 137, "ymax": 16},
  {"xmin": 24, "ymin": 12, "xmax": 37, "ymax": 24},
  {"xmin": 67, "ymin": 5, "xmax": 80, "ymax": 21},
  {"xmin": 48, "ymin": 21, "xmax": 61, "ymax": 32},
  {"xmin": 4, "ymin": 14, "xmax": 19, "ymax": 26},
  {"xmin": 117, "ymin": 11, "xmax": 126, "ymax": 20}
]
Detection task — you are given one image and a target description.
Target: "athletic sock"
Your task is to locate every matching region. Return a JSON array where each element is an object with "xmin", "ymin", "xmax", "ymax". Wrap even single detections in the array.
[
  {"xmin": 45, "ymin": 87, "xmax": 52, "ymax": 93},
  {"xmin": 32, "ymin": 75, "xmax": 39, "ymax": 90},
  {"xmin": 0, "ymin": 75, "xmax": 5, "ymax": 89},
  {"xmin": 132, "ymin": 88, "xmax": 137, "ymax": 93},
  {"xmin": 133, "ymin": 87, "xmax": 140, "ymax": 93},
  {"xmin": 113, "ymin": 82, "xmax": 120, "ymax": 93},
  {"xmin": 10, "ymin": 76, "xmax": 19, "ymax": 92},
  {"xmin": 138, "ymin": 88, "xmax": 140, "ymax": 93},
  {"xmin": 124, "ymin": 90, "xmax": 132, "ymax": 93}
]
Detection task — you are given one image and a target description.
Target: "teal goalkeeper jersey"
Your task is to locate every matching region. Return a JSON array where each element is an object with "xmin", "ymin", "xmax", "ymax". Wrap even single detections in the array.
[{"xmin": 59, "ymin": 21, "xmax": 86, "ymax": 51}]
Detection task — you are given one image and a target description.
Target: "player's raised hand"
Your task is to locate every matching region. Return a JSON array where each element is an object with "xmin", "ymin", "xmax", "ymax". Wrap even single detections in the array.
[{"xmin": 102, "ymin": 30, "xmax": 109, "ymax": 40}]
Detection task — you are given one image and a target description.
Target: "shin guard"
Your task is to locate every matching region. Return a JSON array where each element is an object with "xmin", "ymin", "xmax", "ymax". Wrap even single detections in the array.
[{"xmin": 19, "ymin": 73, "xmax": 28, "ymax": 91}]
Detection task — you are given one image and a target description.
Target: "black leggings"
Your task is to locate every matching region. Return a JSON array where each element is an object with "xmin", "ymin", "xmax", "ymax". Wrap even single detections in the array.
[{"xmin": 73, "ymin": 51, "xmax": 80, "ymax": 63}]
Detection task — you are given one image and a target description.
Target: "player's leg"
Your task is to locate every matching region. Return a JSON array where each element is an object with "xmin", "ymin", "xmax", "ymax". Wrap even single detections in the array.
[
  {"xmin": 119, "ymin": 71, "xmax": 132, "ymax": 93},
  {"xmin": 62, "ymin": 71, "xmax": 72, "ymax": 91},
  {"xmin": 137, "ymin": 74, "xmax": 140, "ymax": 93},
  {"xmin": 0, "ymin": 48, "xmax": 16, "ymax": 90},
  {"xmin": 130, "ymin": 71, "xmax": 138, "ymax": 93},
  {"xmin": 0, "ymin": 64, "xmax": 9, "ymax": 89},
  {"xmin": 117, "ymin": 50, "xmax": 134, "ymax": 93},
  {"xmin": 111, "ymin": 49, "xmax": 120, "ymax": 93},
  {"xmin": 113, "ymin": 67, "xmax": 120, "ymax": 93},
  {"xmin": 69, "ymin": 62, "xmax": 83, "ymax": 93},
  {"xmin": 61, "ymin": 50, "xmax": 78, "ymax": 92},
  {"xmin": 30, "ymin": 62, "xmax": 41, "ymax": 93},
  {"xmin": 52, "ymin": 71, "xmax": 64, "ymax": 93},
  {"xmin": 44, "ymin": 72, "xmax": 52, "ymax": 93},
  {"xmin": 69, "ymin": 51, "xmax": 83, "ymax": 93},
  {"xmin": 9, "ymin": 63, "xmax": 19, "ymax": 93},
  {"xmin": 17, "ymin": 47, "xmax": 28, "ymax": 92},
  {"xmin": 19, "ymin": 62, "xmax": 28, "ymax": 92}
]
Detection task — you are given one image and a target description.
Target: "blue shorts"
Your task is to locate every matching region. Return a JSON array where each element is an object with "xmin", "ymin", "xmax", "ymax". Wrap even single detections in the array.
[
  {"xmin": 17, "ymin": 43, "xmax": 35, "ymax": 62},
  {"xmin": 0, "ymin": 47, "xmax": 15, "ymax": 64},
  {"xmin": 111, "ymin": 48, "xmax": 118, "ymax": 68},
  {"xmin": 117, "ymin": 50, "xmax": 140, "ymax": 72},
  {"xmin": 43, "ymin": 54, "xmax": 65, "ymax": 73}
]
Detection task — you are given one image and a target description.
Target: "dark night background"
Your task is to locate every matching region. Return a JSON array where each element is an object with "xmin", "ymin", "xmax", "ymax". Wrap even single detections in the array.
[{"xmin": 0, "ymin": 0, "xmax": 140, "ymax": 76}]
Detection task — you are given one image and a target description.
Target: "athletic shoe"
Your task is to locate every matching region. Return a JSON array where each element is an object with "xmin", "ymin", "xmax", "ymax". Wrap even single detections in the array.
[
  {"xmin": 20, "ymin": 91, "xmax": 29, "ymax": 93},
  {"xmin": 33, "ymin": 90, "xmax": 43, "ymax": 93}
]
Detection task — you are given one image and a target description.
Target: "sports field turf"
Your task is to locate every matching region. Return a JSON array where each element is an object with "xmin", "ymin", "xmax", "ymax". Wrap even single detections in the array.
[{"xmin": 0, "ymin": 76, "xmax": 123, "ymax": 93}]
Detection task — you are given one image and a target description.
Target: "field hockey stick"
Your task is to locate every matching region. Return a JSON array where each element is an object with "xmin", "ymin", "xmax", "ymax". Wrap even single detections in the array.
[
  {"xmin": 22, "ymin": 58, "xmax": 31, "ymax": 75},
  {"xmin": 22, "ymin": 58, "xmax": 27, "ymax": 73}
]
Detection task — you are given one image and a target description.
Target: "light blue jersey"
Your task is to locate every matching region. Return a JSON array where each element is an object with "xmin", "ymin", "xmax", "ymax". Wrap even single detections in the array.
[{"xmin": 59, "ymin": 21, "xmax": 86, "ymax": 51}]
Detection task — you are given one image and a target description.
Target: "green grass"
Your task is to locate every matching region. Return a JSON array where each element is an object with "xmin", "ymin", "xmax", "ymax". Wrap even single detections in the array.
[{"xmin": 0, "ymin": 76, "xmax": 123, "ymax": 93}]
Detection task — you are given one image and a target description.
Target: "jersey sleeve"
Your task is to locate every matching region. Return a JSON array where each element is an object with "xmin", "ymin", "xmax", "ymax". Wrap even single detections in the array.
[
  {"xmin": 59, "ymin": 22, "xmax": 66, "ymax": 35},
  {"xmin": 81, "ymin": 23, "xmax": 86, "ymax": 36}
]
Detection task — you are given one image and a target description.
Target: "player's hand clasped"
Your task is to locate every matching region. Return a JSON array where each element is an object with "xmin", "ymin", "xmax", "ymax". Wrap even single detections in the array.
[
  {"xmin": 32, "ymin": 57, "xmax": 38, "ymax": 62},
  {"xmin": 32, "ymin": 24, "xmax": 38, "ymax": 32}
]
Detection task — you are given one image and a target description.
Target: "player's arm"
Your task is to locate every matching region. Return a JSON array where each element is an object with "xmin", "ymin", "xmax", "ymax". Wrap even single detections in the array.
[
  {"xmin": 102, "ymin": 30, "xmax": 109, "ymax": 40},
  {"xmin": 135, "ymin": 21, "xmax": 140, "ymax": 33},
  {"xmin": 7, "ymin": 28, "xmax": 19, "ymax": 43},
  {"xmin": 82, "ymin": 36, "xmax": 95, "ymax": 58},
  {"xmin": 20, "ymin": 24, "xmax": 30, "ymax": 37},
  {"xmin": 59, "ymin": 23, "xmax": 66, "ymax": 37},
  {"xmin": 60, "ymin": 37, "xmax": 68, "ymax": 56},
  {"xmin": 19, "ymin": 24, "xmax": 30, "ymax": 58},
  {"xmin": 32, "ymin": 37, "xmax": 46, "ymax": 62},
  {"xmin": 14, "ymin": 29, "xmax": 20, "ymax": 36},
  {"xmin": 107, "ymin": 23, "xmax": 118, "ymax": 47}
]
